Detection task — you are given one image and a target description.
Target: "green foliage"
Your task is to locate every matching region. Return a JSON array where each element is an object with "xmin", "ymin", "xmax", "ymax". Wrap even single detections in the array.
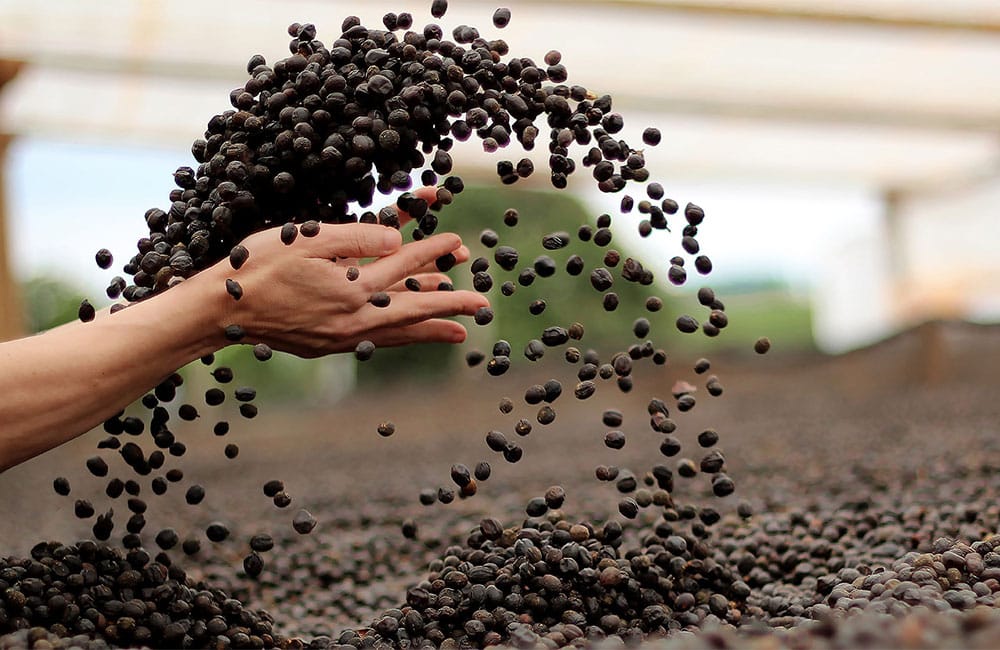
[{"xmin": 20, "ymin": 275, "xmax": 86, "ymax": 333}]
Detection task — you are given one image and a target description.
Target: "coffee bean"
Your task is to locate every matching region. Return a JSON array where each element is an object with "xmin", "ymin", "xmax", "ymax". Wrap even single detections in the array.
[
  {"xmin": 205, "ymin": 522, "xmax": 230, "ymax": 542},
  {"xmin": 185, "ymin": 485, "xmax": 205, "ymax": 505},
  {"xmin": 280, "ymin": 223, "xmax": 298, "ymax": 245},
  {"xmin": 754, "ymin": 337, "xmax": 772, "ymax": 354},
  {"xmin": 53, "ymin": 477, "xmax": 71, "ymax": 496},
  {"xmin": 293, "ymin": 509, "xmax": 317, "ymax": 534},
  {"xmin": 229, "ymin": 245, "xmax": 249, "ymax": 270},
  {"xmin": 355, "ymin": 340, "xmax": 376, "ymax": 361}
]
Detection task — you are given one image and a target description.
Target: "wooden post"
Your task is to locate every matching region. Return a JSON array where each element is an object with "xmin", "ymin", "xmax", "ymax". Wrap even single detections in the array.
[{"xmin": 0, "ymin": 59, "xmax": 25, "ymax": 342}]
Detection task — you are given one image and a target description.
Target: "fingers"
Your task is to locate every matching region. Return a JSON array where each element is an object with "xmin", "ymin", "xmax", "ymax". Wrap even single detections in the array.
[
  {"xmin": 350, "ymin": 319, "xmax": 469, "ymax": 348},
  {"xmin": 361, "ymin": 233, "xmax": 463, "ymax": 289},
  {"xmin": 385, "ymin": 272, "xmax": 453, "ymax": 292},
  {"xmin": 355, "ymin": 290, "xmax": 488, "ymax": 333},
  {"xmin": 298, "ymin": 223, "xmax": 402, "ymax": 260}
]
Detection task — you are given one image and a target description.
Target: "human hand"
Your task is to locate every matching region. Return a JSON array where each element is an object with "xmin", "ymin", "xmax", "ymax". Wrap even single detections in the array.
[{"xmin": 204, "ymin": 191, "xmax": 487, "ymax": 358}]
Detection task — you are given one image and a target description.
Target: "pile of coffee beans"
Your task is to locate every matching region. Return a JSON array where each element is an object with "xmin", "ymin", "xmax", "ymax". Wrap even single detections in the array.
[{"xmin": 0, "ymin": 541, "xmax": 283, "ymax": 649}]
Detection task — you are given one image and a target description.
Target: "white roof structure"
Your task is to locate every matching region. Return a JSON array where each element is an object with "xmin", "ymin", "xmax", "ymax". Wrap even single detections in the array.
[{"xmin": 1, "ymin": 0, "xmax": 999, "ymax": 350}]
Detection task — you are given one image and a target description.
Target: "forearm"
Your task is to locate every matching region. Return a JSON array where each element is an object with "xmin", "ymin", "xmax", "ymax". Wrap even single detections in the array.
[{"xmin": 0, "ymin": 268, "xmax": 228, "ymax": 472}]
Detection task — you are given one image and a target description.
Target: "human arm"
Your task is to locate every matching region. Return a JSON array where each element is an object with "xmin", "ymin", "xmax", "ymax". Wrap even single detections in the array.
[{"xmin": 0, "ymin": 221, "xmax": 487, "ymax": 472}]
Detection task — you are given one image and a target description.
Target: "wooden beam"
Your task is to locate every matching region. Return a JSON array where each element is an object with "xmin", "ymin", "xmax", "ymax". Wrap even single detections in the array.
[
  {"xmin": 522, "ymin": 0, "xmax": 1000, "ymax": 36},
  {"xmin": 0, "ymin": 60, "xmax": 24, "ymax": 342}
]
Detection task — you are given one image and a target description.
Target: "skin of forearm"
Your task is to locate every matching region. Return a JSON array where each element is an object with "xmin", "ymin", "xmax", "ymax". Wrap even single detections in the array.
[{"xmin": 0, "ymin": 266, "xmax": 229, "ymax": 473}]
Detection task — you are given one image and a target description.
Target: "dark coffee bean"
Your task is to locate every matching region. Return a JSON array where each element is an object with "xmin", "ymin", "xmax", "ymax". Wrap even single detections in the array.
[
  {"xmin": 273, "ymin": 492, "xmax": 292, "ymax": 508},
  {"xmin": 684, "ymin": 202, "xmax": 705, "ymax": 225},
  {"xmin": 707, "ymin": 376, "xmax": 724, "ymax": 396},
  {"xmin": 206, "ymin": 522, "xmax": 230, "ymax": 542},
  {"xmin": 234, "ymin": 386, "xmax": 257, "ymax": 402},
  {"xmin": 369, "ymin": 292, "xmax": 391, "ymax": 308},
  {"xmin": 292, "ymin": 509, "xmax": 317, "ymax": 534},
  {"xmin": 431, "ymin": 0, "xmax": 448, "ymax": 18},
  {"xmin": 229, "ymin": 245, "xmax": 249, "ymax": 270},
  {"xmin": 633, "ymin": 318, "xmax": 650, "ymax": 338},
  {"xmin": 243, "ymin": 552, "xmax": 264, "ymax": 578},
  {"xmin": 435, "ymin": 253, "xmax": 457, "ymax": 272},
  {"xmin": 473, "ymin": 271, "xmax": 493, "ymax": 292},
  {"xmin": 224, "ymin": 324, "xmax": 245, "ymax": 342},
  {"xmin": 676, "ymin": 315, "xmax": 699, "ymax": 333},
  {"xmin": 238, "ymin": 404, "xmax": 257, "ymax": 419},
  {"xmin": 590, "ymin": 268, "xmax": 613, "ymax": 291},
  {"xmin": 514, "ymin": 418, "xmax": 532, "ymax": 436},
  {"xmin": 618, "ymin": 498, "xmax": 639, "ymax": 519},
  {"xmin": 300, "ymin": 220, "xmax": 321, "ymax": 237},
  {"xmin": 346, "ymin": 266, "xmax": 361, "ymax": 282},
  {"xmin": 677, "ymin": 458, "xmax": 698, "ymax": 478},
  {"xmin": 712, "ymin": 474, "xmax": 735, "ymax": 497},
  {"xmin": 355, "ymin": 340, "xmax": 376, "ymax": 361},
  {"xmin": 537, "ymin": 406, "xmax": 556, "ymax": 425},
  {"xmin": 541, "ymin": 326, "xmax": 569, "ymax": 346},
  {"xmin": 593, "ymin": 228, "xmax": 612, "ymax": 246},
  {"xmin": 78, "ymin": 299, "xmax": 96, "ymax": 323},
  {"xmin": 225, "ymin": 278, "xmax": 243, "ymax": 301},
  {"xmin": 493, "ymin": 7, "xmax": 511, "ymax": 27},
  {"xmin": 437, "ymin": 487, "xmax": 456, "ymax": 504},
  {"xmin": 224, "ymin": 443, "xmax": 239, "ymax": 458},
  {"xmin": 186, "ymin": 485, "xmax": 206, "ymax": 505},
  {"xmin": 53, "ymin": 477, "xmax": 71, "ymax": 496},
  {"xmin": 603, "ymin": 250, "xmax": 621, "ymax": 267},
  {"xmin": 695, "ymin": 255, "xmax": 713, "ymax": 274},
  {"xmin": 86, "ymin": 456, "xmax": 109, "ymax": 477},
  {"xmin": 524, "ymin": 339, "xmax": 545, "ymax": 361},
  {"xmin": 280, "ymin": 223, "xmax": 298, "ymax": 245},
  {"xmin": 151, "ymin": 477, "xmax": 168, "ymax": 495},
  {"xmin": 253, "ymin": 343, "xmax": 272, "ymax": 362},
  {"xmin": 542, "ymin": 231, "xmax": 571, "ymax": 250},
  {"xmin": 503, "ymin": 208, "xmax": 519, "ymax": 226},
  {"xmin": 74, "ymin": 500, "xmax": 95, "ymax": 519},
  {"xmin": 377, "ymin": 421, "xmax": 396, "ymax": 437},
  {"xmin": 474, "ymin": 461, "xmax": 492, "ymax": 481},
  {"xmin": 668, "ymin": 265, "xmax": 687, "ymax": 286},
  {"xmin": 660, "ymin": 436, "xmax": 682, "ymax": 457},
  {"xmin": 501, "ymin": 280, "xmax": 516, "ymax": 295},
  {"xmin": 574, "ymin": 381, "xmax": 596, "ymax": 400},
  {"xmin": 165, "ymin": 469, "xmax": 183, "ymax": 483},
  {"xmin": 604, "ymin": 430, "xmax": 626, "ymax": 450},
  {"xmin": 401, "ymin": 519, "xmax": 418, "ymax": 538},
  {"xmin": 480, "ymin": 229, "xmax": 499, "ymax": 247},
  {"xmin": 465, "ymin": 350, "xmax": 485, "ymax": 367},
  {"xmin": 525, "ymin": 497, "xmax": 548, "ymax": 517},
  {"xmin": 533, "ymin": 256, "xmax": 556, "ymax": 277},
  {"xmin": 250, "ymin": 534, "xmax": 274, "ymax": 552},
  {"xmin": 450, "ymin": 463, "xmax": 473, "ymax": 488},
  {"xmin": 214, "ymin": 421, "xmax": 229, "ymax": 436},
  {"xmin": 528, "ymin": 299, "xmax": 546, "ymax": 315},
  {"xmin": 697, "ymin": 287, "xmax": 716, "ymax": 306},
  {"xmin": 487, "ymin": 355, "xmax": 510, "ymax": 376},
  {"xmin": 155, "ymin": 528, "xmax": 179, "ymax": 550},
  {"xmin": 95, "ymin": 248, "xmax": 114, "ymax": 269},
  {"xmin": 475, "ymin": 307, "xmax": 495, "ymax": 325},
  {"xmin": 643, "ymin": 127, "xmax": 661, "ymax": 145},
  {"xmin": 754, "ymin": 337, "xmax": 772, "ymax": 354}
]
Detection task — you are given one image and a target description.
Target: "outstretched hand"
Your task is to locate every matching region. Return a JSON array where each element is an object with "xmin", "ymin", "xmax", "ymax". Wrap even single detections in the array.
[{"xmin": 208, "ymin": 188, "xmax": 487, "ymax": 358}]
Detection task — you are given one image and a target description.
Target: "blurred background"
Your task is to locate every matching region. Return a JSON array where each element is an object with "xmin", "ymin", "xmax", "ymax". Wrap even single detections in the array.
[{"xmin": 0, "ymin": 0, "xmax": 999, "ymax": 403}]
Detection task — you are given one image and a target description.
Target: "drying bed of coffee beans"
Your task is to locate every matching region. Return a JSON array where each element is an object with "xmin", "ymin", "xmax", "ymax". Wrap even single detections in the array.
[{"xmin": 4, "ymin": 0, "xmax": 1000, "ymax": 648}]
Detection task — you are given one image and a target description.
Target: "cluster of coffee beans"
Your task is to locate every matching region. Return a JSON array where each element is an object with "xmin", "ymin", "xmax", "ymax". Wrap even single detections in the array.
[
  {"xmin": 0, "ymin": 541, "xmax": 283, "ymax": 649},
  {"xmin": 346, "ymin": 515, "xmax": 749, "ymax": 648}
]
